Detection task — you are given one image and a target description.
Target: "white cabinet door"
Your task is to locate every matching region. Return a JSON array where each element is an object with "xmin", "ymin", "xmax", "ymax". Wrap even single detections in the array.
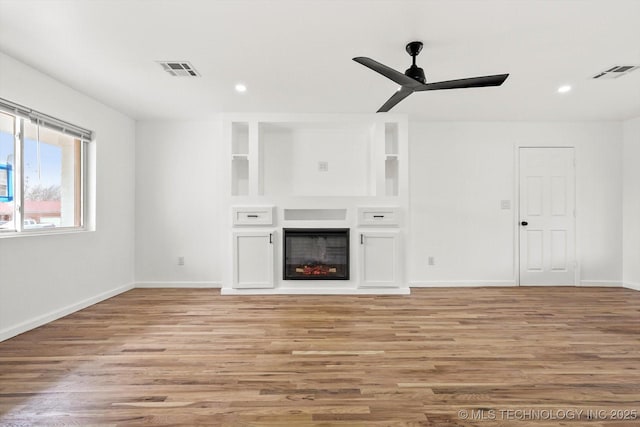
[
  {"xmin": 359, "ymin": 231, "xmax": 401, "ymax": 288},
  {"xmin": 233, "ymin": 231, "xmax": 274, "ymax": 288}
]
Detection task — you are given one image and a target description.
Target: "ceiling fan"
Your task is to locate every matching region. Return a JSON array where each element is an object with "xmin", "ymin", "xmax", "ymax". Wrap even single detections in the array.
[{"xmin": 353, "ymin": 41, "xmax": 509, "ymax": 112}]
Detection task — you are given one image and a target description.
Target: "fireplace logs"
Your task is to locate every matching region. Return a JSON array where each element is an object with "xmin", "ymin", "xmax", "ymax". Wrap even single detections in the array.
[{"xmin": 295, "ymin": 265, "xmax": 338, "ymax": 276}]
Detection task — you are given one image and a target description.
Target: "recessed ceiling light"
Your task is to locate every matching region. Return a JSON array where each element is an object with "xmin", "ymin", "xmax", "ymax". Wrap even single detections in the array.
[
  {"xmin": 557, "ymin": 85, "xmax": 572, "ymax": 94},
  {"xmin": 235, "ymin": 83, "xmax": 247, "ymax": 93}
]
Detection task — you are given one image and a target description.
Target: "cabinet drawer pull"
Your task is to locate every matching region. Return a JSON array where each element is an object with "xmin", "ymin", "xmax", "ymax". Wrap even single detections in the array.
[
  {"xmin": 269, "ymin": 233, "xmax": 272, "ymax": 244},
  {"xmin": 373, "ymin": 215, "xmax": 385, "ymax": 218},
  {"xmin": 247, "ymin": 214, "xmax": 259, "ymax": 218},
  {"xmin": 360, "ymin": 234, "xmax": 364, "ymax": 245}
]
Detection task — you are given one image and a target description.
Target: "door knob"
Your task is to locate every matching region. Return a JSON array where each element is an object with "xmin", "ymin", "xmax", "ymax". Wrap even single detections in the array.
[{"xmin": 521, "ymin": 221, "xmax": 528, "ymax": 226}]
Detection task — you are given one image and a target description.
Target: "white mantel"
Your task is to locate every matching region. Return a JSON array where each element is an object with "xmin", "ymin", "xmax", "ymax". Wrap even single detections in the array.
[{"xmin": 220, "ymin": 113, "xmax": 410, "ymax": 295}]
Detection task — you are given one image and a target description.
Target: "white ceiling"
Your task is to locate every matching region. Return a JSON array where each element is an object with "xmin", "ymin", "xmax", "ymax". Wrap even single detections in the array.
[{"xmin": 0, "ymin": 0, "xmax": 639, "ymax": 121}]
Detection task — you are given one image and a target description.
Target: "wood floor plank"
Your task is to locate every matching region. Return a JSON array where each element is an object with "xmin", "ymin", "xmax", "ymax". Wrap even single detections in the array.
[{"xmin": 1, "ymin": 287, "xmax": 639, "ymax": 426}]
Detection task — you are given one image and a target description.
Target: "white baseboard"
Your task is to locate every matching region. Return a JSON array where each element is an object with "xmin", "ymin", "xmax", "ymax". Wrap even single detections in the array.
[
  {"xmin": 221, "ymin": 287, "xmax": 410, "ymax": 295},
  {"xmin": 579, "ymin": 280, "xmax": 623, "ymax": 287},
  {"xmin": 411, "ymin": 280, "xmax": 516, "ymax": 288},
  {"xmin": 0, "ymin": 282, "xmax": 134, "ymax": 343},
  {"xmin": 624, "ymin": 282, "xmax": 640, "ymax": 291},
  {"xmin": 412, "ymin": 280, "xmax": 628, "ymax": 288},
  {"xmin": 135, "ymin": 281, "xmax": 222, "ymax": 288}
]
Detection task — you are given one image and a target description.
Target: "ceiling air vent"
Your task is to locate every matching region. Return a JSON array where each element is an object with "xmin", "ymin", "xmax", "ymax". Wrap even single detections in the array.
[
  {"xmin": 592, "ymin": 65, "xmax": 639, "ymax": 79},
  {"xmin": 157, "ymin": 61, "xmax": 200, "ymax": 77}
]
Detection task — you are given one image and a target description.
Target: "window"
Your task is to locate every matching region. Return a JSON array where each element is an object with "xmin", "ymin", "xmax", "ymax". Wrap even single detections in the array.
[
  {"xmin": 0, "ymin": 98, "xmax": 91, "ymax": 234},
  {"xmin": 0, "ymin": 112, "xmax": 16, "ymax": 230}
]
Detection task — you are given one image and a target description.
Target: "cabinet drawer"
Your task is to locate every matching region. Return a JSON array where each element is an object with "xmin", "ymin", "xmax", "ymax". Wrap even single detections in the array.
[
  {"xmin": 357, "ymin": 207, "xmax": 400, "ymax": 226},
  {"xmin": 232, "ymin": 206, "xmax": 274, "ymax": 225}
]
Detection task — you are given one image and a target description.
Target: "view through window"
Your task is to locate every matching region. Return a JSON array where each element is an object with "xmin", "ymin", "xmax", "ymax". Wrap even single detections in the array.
[{"xmin": 23, "ymin": 122, "xmax": 82, "ymax": 228}]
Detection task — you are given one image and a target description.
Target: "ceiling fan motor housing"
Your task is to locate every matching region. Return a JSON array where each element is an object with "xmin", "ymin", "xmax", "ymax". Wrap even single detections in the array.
[
  {"xmin": 405, "ymin": 65, "xmax": 426, "ymax": 84},
  {"xmin": 405, "ymin": 41, "xmax": 426, "ymax": 83}
]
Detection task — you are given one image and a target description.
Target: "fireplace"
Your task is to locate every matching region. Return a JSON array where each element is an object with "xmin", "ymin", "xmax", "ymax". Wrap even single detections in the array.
[{"xmin": 283, "ymin": 228, "xmax": 349, "ymax": 280}]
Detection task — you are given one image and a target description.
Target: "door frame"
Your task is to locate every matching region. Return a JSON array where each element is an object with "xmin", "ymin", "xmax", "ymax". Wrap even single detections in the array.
[{"xmin": 514, "ymin": 145, "xmax": 579, "ymax": 286}]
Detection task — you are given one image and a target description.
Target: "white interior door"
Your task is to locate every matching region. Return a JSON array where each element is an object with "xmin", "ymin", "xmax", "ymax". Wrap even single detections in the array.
[{"xmin": 519, "ymin": 147, "xmax": 576, "ymax": 285}]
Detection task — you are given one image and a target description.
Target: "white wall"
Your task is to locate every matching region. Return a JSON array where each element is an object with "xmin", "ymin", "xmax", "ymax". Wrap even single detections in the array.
[
  {"xmin": 0, "ymin": 52, "xmax": 136, "ymax": 341},
  {"xmin": 623, "ymin": 117, "xmax": 640, "ymax": 290},
  {"xmin": 289, "ymin": 128, "xmax": 370, "ymax": 197},
  {"xmin": 261, "ymin": 125, "xmax": 372, "ymax": 197},
  {"xmin": 135, "ymin": 120, "xmax": 222, "ymax": 286},
  {"xmin": 409, "ymin": 121, "xmax": 623, "ymax": 286},
  {"xmin": 135, "ymin": 119, "xmax": 624, "ymax": 289}
]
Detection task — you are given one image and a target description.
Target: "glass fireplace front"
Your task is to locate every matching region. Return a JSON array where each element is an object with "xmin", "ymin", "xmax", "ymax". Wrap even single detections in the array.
[{"xmin": 283, "ymin": 228, "xmax": 349, "ymax": 280}]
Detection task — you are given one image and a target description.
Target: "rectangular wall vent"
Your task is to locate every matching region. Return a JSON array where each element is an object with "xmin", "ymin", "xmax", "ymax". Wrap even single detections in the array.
[
  {"xmin": 157, "ymin": 61, "xmax": 200, "ymax": 77},
  {"xmin": 592, "ymin": 65, "xmax": 639, "ymax": 79}
]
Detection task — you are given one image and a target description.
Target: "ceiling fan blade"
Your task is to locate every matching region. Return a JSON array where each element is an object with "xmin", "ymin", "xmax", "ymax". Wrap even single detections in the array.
[
  {"xmin": 353, "ymin": 57, "xmax": 420, "ymax": 87},
  {"xmin": 415, "ymin": 73, "xmax": 509, "ymax": 91},
  {"xmin": 377, "ymin": 87, "xmax": 414, "ymax": 113}
]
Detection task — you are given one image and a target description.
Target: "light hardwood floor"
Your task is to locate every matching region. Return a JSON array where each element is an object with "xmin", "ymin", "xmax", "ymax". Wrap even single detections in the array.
[{"xmin": 1, "ymin": 287, "xmax": 639, "ymax": 426}]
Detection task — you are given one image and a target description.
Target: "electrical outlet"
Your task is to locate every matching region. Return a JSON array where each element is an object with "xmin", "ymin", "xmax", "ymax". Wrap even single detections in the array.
[
  {"xmin": 178, "ymin": 256, "xmax": 185, "ymax": 266},
  {"xmin": 428, "ymin": 256, "xmax": 435, "ymax": 266},
  {"xmin": 318, "ymin": 161, "xmax": 329, "ymax": 172},
  {"xmin": 501, "ymin": 200, "xmax": 511, "ymax": 210}
]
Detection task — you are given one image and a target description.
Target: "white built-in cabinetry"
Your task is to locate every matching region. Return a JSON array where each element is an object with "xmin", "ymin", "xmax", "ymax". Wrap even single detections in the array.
[
  {"xmin": 222, "ymin": 114, "xmax": 409, "ymax": 295},
  {"xmin": 232, "ymin": 231, "xmax": 274, "ymax": 288},
  {"xmin": 231, "ymin": 206, "xmax": 275, "ymax": 289},
  {"xmin": 357, "ymin": 207, "xmax": 400, "ymax": 227},
  {"xmin": 359, "ymin": 231, "xmax": 402, "ymax": 288},
  {"xmin": 232, "ymin": 206, "xmax": 274, "ymax": 226},
  {"xmin": 228, "ymin": 117, "xmax": 403, "ymax": 198}
]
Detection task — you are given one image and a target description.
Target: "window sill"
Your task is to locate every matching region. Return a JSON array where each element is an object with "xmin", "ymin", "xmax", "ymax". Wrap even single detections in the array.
[{"xmin": 0, "ymin": 227, "xmax": 93, "ymax": 239}]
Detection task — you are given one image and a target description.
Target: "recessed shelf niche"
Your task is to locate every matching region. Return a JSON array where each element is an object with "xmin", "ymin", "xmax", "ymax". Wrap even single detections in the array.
[
  {"xmin": 284, "ymin": 208, "xmax": 347, "ymax": 221},
  {"xmin": 231, "ymin": 157, "xmax": 249, "ymax": 196},
  {"xmin": 385, "ymin": 122, "xmax": 398, "ymax": 155},
  {"xmin": 385, "ymin": 157, "xmax": 399, "ymax": 197},
  {"xmin": 384, "ymin": 122, "xmax": 399, "ymax": 196},
  {"xmin": 231, "ymin": 122, "xmax": 250, "ymax": 196},
  {"xmin": 232, "ymin": 122, "xmax": 249, "ymax": 155}
]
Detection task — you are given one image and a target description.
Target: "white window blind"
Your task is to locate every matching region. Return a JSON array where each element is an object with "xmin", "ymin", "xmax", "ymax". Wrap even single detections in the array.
[
  {"xmin": 0, "ymin": 97, "xmax": 93, "ymax": 141},
  {"xmin": 0, "ymin": 98, "xmax": 30, "ymax": 120}
]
